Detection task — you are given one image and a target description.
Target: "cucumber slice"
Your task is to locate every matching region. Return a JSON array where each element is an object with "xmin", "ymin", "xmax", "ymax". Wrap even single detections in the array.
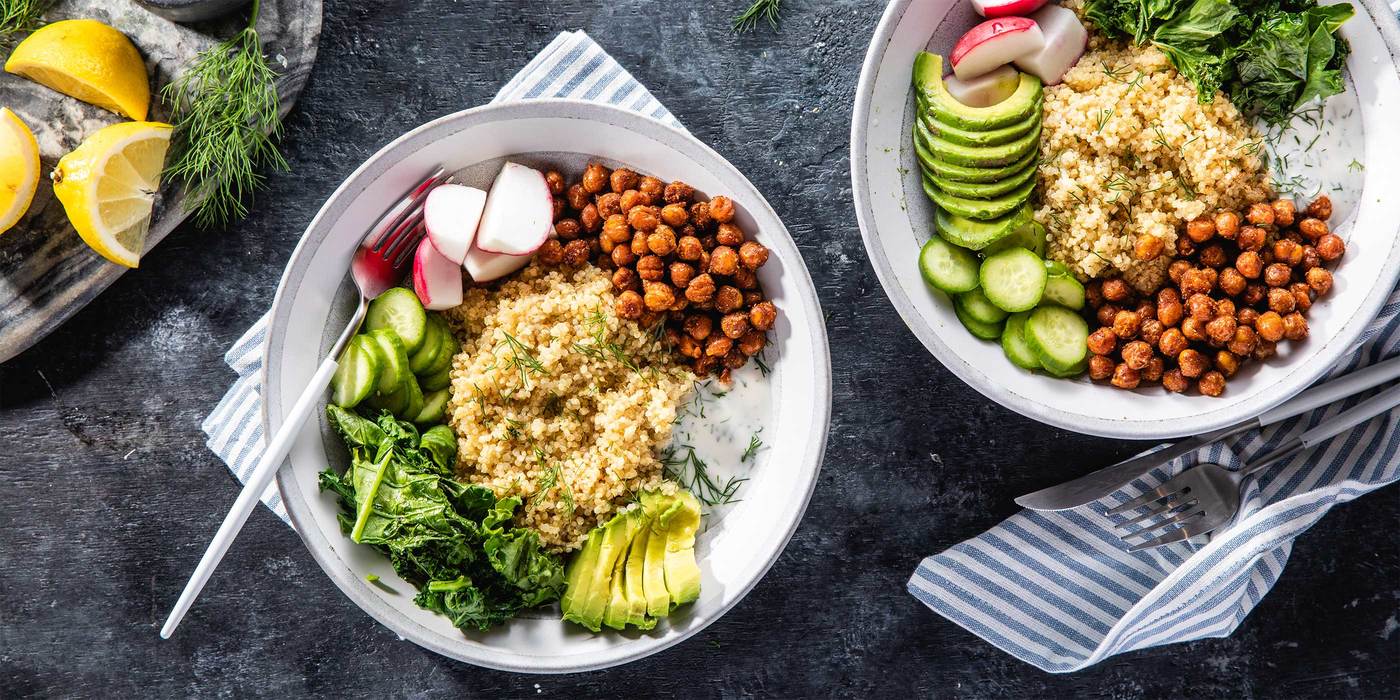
[
  {"xmin": 1042, "ymin": 268, "xmax": 1087, "ymax": 311},
  {"xmin": 956, "ymin": 288, "xmax": 1009, "ymax": 325},
  {"xmin": 419, "ymin": 315, "xmax": 458, "ymax": 377},
  {"xmin": 330, "ymin": 335, "xmax": 381, "ymax": 408},
  {"xmin": 415, "ymin": 388, "xmax": 450, "ymax": 425},
  {"xmin": 365, "ymin": 383, "xmax": 408, "ymax": 416},
  {"xmin": 979, "ymin": 247, "xmax": 1047, "ymax": 313},
  {"xmin": 1044, "ymin": 356, "xmax": 1089, "ymax": 378},
  {"xmin": 401, "ymin": 376, "xmax": 426, "ymax": 423},
  {"xmin": 981, "ymin": 219, "xmax": 1046, "ymax": 258},
  {"xmin": 1043, "ymin": 259, "xmax": 1072, "ymax": 277},
  {"xmin": 919, "ymin": 234, "xmax": 980, "ymax": 294},
  {"xmin": 1001, "ymin": 312, "xmax": 1042, "ymax": 371},
  {"xmin": 408, "ymin": 315, "xmax": 446, "ymax": 375},
  {"xmin": 1024, "ymin": 305, "xmax": 1089, "ymax": 375},
  {"xmin": 421, "ymin": 365, "xmax": 452, "ymax": 392},
  {"xmin": 953, "ymin": 296, "xmax": 1006, "ymax": 340},
  {"xmin": 368, "ymin": 329, "xmax": 412, "ymax": 395},
  {"xmin": 366, "ymin": 287, "xmax": 428, "ymax": 354}
]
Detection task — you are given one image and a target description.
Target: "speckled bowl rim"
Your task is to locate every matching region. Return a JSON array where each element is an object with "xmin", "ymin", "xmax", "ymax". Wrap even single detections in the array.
[
  {"xmin": 261, "ymin": 99, "xmax": 831, "ymax": 673},
  {"xmin": 850, "ymin": 0, "xmax": 1400, "ymax": 439}
]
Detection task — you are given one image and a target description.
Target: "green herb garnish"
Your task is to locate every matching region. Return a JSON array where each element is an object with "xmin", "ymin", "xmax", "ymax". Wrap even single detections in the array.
[
  {"xmin": 1094, "ymin": 108, "xmax": 1115, "ymax": 133},
  {"xmin": 0, "ymin": 0, "xmax": 49, "ymax": 40},
  {"xmin": 733, "ymin": 0, "xmax": 782, "ymax": 33},
  {"xmin": 163, "ymin": 0, "xmax": 287, "ymax": 228},
  {"xmin": 741, "ymin": 430, "xmax": 764, "ymax": 463},
  {"xmin": 498, "ymin": 331, "xmax": 546, "ymax": 389},
  {"xmin": 662, "ymin": 445, "xmax": 747, "ymax": 506}
]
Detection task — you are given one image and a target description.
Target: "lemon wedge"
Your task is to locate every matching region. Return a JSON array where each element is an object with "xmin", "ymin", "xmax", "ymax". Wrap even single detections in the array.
[
  {"xmin": 0, "ymin": 108, "xmax": 40, "ymax": 236},
  {"xmin": 52, "ymin": 121, "xmax": 172, "ymax": 268},
  {"xmin": 5, "ymin": 19, "xmax": 151, "ymax": 121}
]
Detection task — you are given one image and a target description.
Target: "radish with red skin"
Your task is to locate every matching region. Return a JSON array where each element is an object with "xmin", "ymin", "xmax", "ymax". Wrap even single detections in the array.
[
  {"xmin": 950, "ymin": 17, "xmax": 1045, "ymax": 81},
  {"xmin": 412, "ymin": 237, "xmax": 463, "ymax": 310},
  {"xmin": 474, "ymin": 161, "xmax": 553, "ymax": 256},
  {"xmin": 423, "ymin": 183, "xmax": 486, "ymax": 264},
  {"xmin": 1013, "ymin": 4, "xmax": 1088, "ymax": 85},
  {"xmin": 463, "ymin": 243, "xmax": 531, "ymax": 283},
  {"xmin": 943, "ymin": 64, "xmax": 1021, "ymax": 107},
  {"xmin": 971, "ymin": 0, "xmax": 1050, "ymax": 19}
]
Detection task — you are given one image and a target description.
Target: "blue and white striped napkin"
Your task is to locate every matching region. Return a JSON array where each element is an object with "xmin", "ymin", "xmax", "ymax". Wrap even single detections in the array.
[
  {"xmin": 910, "ymin": 288, "xmax": 1400, "ymax": 672},
  {"xmin": 200, "ymin": 31, "xmax": 683, "ymax": 523}
]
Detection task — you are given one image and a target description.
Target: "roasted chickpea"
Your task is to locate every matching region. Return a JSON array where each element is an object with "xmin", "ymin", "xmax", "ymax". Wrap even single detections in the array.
[
  {"xmin": 1089, "ymin": 355, "xmax": 1115, "ymax": 380},
  {"xmin": 615, "ymin": 290, "xmax": 643, "ymax": 319},
  {"xmin": 682, "ymin": 314, "xmax": 712, "ymax": 340},
  {"xmin": 1246, "ymin": 202, "xmax": 1275, "ymax": 226},
  {"xmin": 1134, "ymin": 234, "xmax": 1165, "ymax": 261},
  {"xmin": 1198, "ymin": 371, "xmax": 1226, "ymax": 397},
  {"xmin": 556, "ymin": 240, "xmax": 586, "ymax": 267},
  {"xmin": 737, "ymin": 330, "xmax": 766, "ymax": 356},
  {"xmin": 567, "ymin": 183, "xmax": 589, "ymax": 211},
  {"xmin": 1267, "ymin": 287, "xmax": 1296, "ymax": 314},
  {"xmin": 1215, "ymin": 298, "xmax": 1236, "ymax": 319},
  {"xmin": 705, "ymin": 336, "xmax": 732, "ymax": 358},
  {"xmin": 1316, "ymin": 233, "xmax": 1345, "ymax": 261},
  {"xmin": 612, "ymin": 266, "xmax": 639, "ymax": 292},
  {"xmin": 1242, "ymin": 283, "xmax": 1267, "ymax": 306},
  {"xmin": 674, "ymin": 335, "xmax": 701, "ymax": 359},
  {"xmin": 1253, "ymin": 339, "xmax": 1277, "ymax": 361},
  {"xmin": 599, "ymin": 234, "xmax": 617, "ymax": 255},
  {"xmin": 605, "ymin": 242, "xmax": 634, "ymax": 267},
  {"xmin": 1159, "ymin": 327, "xmax": 1188, "ymax": 357},
  {"xmin": 1111, "ymin": 363, "xmax": 1141, "ymax": 389},
  {"xmin": 1214, "ymin": 210, "xmax": 1241, "ymax": 239},
  {"xmin": 1178, "ymin": 349, "xmax": 1209, "ymax": 378},
  {"xmin": 689, "ymin": 201, "xmax": 713, "ymax": 230},
  {"xmin": 715, "ymin": 285, "xmax": 744, "ymax": 313},
  {"xmin": 676, "ymin": 235, "xmax": 704, "ymax": 262},
  {"xmin": 720, "ymin": 312, "xmax": 751, "ymax": 339},
  {"xmin": 535, "ymin": 238, "xmax": 564, "ymax": 265},
  {"xmin": 1200, "ymin": 244, "xmax": 1228, "ymax": 269},
  {"xmin": 750, "ymin": 301, "xmax": 777, "ymax": 331},
  {"xmin": 1237, "ymin": 307, "xmax": 1260, "ymax": 328},
  {"xmin": 1306, "ymin": 267, "xmax": 1333, "ymax": 295},
  {"xmin": 1163, "ymin": 369, "xmax": 1190, "ymax": 393},
  {"xmin": 1181, "ymin": 268, "xmax": 1214, "ymax": 296},
  {"xmin": 708, "ymin": 195, "xmax": 736, "ymax": 223},
  {"xmin": 636, "ymin": 255, "xmax": 665, "ymax": 281},
  {"xmin": 1256, "ymin": 311, "xmax": 1285, "ymax": 342},
  {"xmin": 1271, "ymin": 199, "xmax": 1297, "ymax": 226},
  {"xmin": 1205, "ymin": 315, "xmax": 1237, "ymax": 346},
  {"xmin": 555, "ymin": 218, "xmax": 582, "ymax": 240},
  {"xmin": 1097, "ymin": 304, "xmax": 1122, "ymax": 328},
  {"xmin": 1237, "ymin": 225, "xmax": 1266, "ymax": 252},
  {"xmin": 1182, "ymin": 317, "xmax": 1207, "ymax": 342},
  {"xmin": 607, "ymin": 168, "xmax": 637, "ymax": 194},
  {"xmin": 1169, "ymin": 259, "xmax": 1193, "ymax": 285},
  {"xmin": 543, "ymin": 170, "xmax": 566, "ymax": 196},
  {"xmin": 619, "ymin": 189, "xmax": 646, "ymax": 212},
  {"xmin": 1185, "ymin": 294, "xmax": 1215, "ymax": 322},
  {"xmin": 659, "ymin": 203, "xmax": 689, "ymax": 228},
  {"xmin": 1264, "ymin": 263, "xmax": 1292, "ymax": 288},
  {"xmin": 639, "ymin": 176, "xmax": 664, "ymax": 201},
  {"xmin": 716, "ymin": 223, "xmax": 744, "ymax": 247},
  {"xmin": 665, "ymin": 261, "xmax": 694, "ymax": 288},
  {"xmin": 1158, "ymin": 300, "xmax": 1184, "ymax": 328},
  {"xmin": 1277, "ymin": 239, "xmax": 1306, "ymax": 267},
  {"xmin": 1143, "ymin": 356, "xmax": 1165, "ymax": 383},
  {"xmin": 1217, "ymin": 267, "xmax": 1247, "ymax": 297},
  {"xmin": 1283, "ymin": 312, "xmax": 1309, "ymax": 341},
  {"xmin": 626, "ymin": 206, "xmax": 659, "ymax": 232},
  {"xmin": 1298, "ymin": 217, "xmax": 1329, "ymax": 241},
  {"xmin": 1112, "ymin": 310, "xmax": 1142, "ymax": 339},
  {"xmin": 1121, "ymin": 340, "xmax": 1154, "ymax": 370},
  {"xmin": 1181, "ymin": 234, "xmax": 1202, "ymax": 256},
  {"xmin": 732, "ymin": 267, "xmax": 759, "ymax": 290},
  {"xmin": 1087, "ymin": 327, "xmax": 1118, "ymax": 355},
  {"xmin": 1227, "ymin": 325, "xmax": 1258, "ymax": 357},
  {"xmin": 630, "ymin": 231, "xmax": 650, "ymax": 256},
  {"xmin": 1289, "ymin": 282, "xmax": 1313, "ymax": 312},
  {"xmin": 1231, "ymin": 251, "xmax": 1260, "ymax": 280},
  {"xmin": 664, "ymin": 181, "xmax": 695, "ymax": 204},
  {"xmin": 582, "ymin": 163, "xmax": 609, "ymax": 193},
  {"xmin": 736, "ymin": 241, "xmax": 770, "ymax": 271},
  {"xmin": 1086, "ymin": 280, "xmax": 1106, "ymax": 309},
  {"xmin": 648, "ymin": 225, "xmax": 678, "ymax": 256},
  {"xmin": 1300, "ymin": 245, "xmax": 1321, "ymax": 271},
  {"xmin": 643, "ymin": 281, "xmax": 675, "ymax": 311},
  {"xmin": 1306, "ymin": 195, "xmax": 1332, "ymax": 220},
  {"xmin": 686, "ymin": 273, "xmax": 716, "ymax": 303},
  {"xmin": 601, "ymin": 214, "xmax": 629, "ymax": 243},
  {"xmin": 1102, "ymin": 278, "xmax": 1132, "ymax": 303},
  {"xmin": 1140, "ymin": 318, "xmax": 1165, "ymax": 347},
  {"xmin": 709, "ymin": 246, "xmax": 740, "ymax": 276},
  {"xmin": 552, "ymin": 196, "xmax": 566, "ymax": 220},
  {"xmin": 1215, "ymin": 350, "xmax": 1241, "ymax": 378},
  {"xmin": 1186, "ymin": 217, "xmax": 1217, "ymax": 243}
]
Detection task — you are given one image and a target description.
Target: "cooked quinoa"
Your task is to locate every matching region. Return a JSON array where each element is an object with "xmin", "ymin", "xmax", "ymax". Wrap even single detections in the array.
[
  {"xmin": 1036, "ymin": 17, "xmax": 1273, "ymax": 291},
  {"xmin": 442, "ymin": 263, "xmax": 692, "ymax": 553}
]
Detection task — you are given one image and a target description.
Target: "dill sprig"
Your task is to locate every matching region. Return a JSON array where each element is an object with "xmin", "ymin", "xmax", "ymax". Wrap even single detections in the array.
[
  {"xmin": 498, "ymin": 331, "xmax": 546, "ymax": 389},
  {"xmin": 1093, "ymin": 108, "xmax": 1114, "ymax": 133},
  {"xmin": 0, "ymin": 0, "xmax": 50, "ymax": 40},
  {"xmin": 662, "ymin": 445, "xmax": 747, "ymax": 506},
  {"xmin": 733, "ymin": 0, "xmax": 782, "ymax": 33},
  {"xmin": 162, "ymin": 0, "xmax": 287, "ymax": 228},
  {"xmin": 741, "ymin": 430, "xmax": 763, "ymax": 463},
  {"xmin": 529, "ymin": 447, "xmax": 574, "ymax": 515}
]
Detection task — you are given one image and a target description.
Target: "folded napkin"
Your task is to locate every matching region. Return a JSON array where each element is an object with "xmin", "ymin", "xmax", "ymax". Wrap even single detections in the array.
[
  {"xmin": 201, "ymin": 31, "xmax": 683, "ymax": 524},
  {"xmin": 910, "ymin": 283, "xmax": 1400, "ymax": 672}
]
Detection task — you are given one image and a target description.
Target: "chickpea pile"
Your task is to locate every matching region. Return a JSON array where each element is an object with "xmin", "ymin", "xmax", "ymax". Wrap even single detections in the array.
[
  {"xmin": 535, "ymin": 162, "xmax": 777, "ymax": 380},
  {"xmin": 1087, "ymin": 196, "xmax": 1343, "ymax": 396}
]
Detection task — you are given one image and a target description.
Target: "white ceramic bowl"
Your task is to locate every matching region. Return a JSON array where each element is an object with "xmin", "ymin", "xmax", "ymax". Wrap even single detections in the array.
[
  {"xmin": 851, "ymin": 0, "xmax": 1400, "ymax": 439},
  {"xmin": 263, "ymin": 100, "xmax": 831, "ymax": 672}
]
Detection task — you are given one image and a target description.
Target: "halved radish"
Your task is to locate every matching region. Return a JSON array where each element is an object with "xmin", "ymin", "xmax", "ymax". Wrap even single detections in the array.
[
  {"xmin": 972, "ymin": 0, "xmax": 1049, "ymax": 19},
  {"xmin": 423, "ymin": 183, "xmax": 486, "ymax": 264},
  {"xmin": 463, "ymin": 243, "xmax": 531, "ymax": 283},
  {"xmin": 950, "ymin": 17, "xmax": 1045, "ymax": 82},
  {"xmin": 413, "ymin": 236, "xmax": 463, "ymax": 310},
  {"xmin": 474, "ymin": 162, "xmax": 552, "ymax": 256},
  {"xmin": 1013, "ymin": 4, "xmax": 1088, "ymax": 85},
  {"xmin": 944, "ymin": 65, "xmax": 1021, "ymax": 108}
]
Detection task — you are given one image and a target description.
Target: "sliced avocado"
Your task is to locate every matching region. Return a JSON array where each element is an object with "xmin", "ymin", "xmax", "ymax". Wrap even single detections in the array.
[
  {"xmin": 623, "ymin": 522, "xmax": 657, "ymax": 630},
  {"xmin": 922, "ymin": 176, "xmax": 1035, "ymax": 221},
  {"xmin": 913, "ymin": 133, "xmax": 1039, "ymax": 184},
  {"xmin": 912, "ymin": 52, "xmax": 1042, "ymax": 130},
  {"xmin": 982, "ymin": 219, "xmax": 1048, "ymax": 258},
  {"xmin": 918, "ymin": 99, "xmax": 1042, "ymax": 147},
  {"xmin": 560, "ymin": 526, "xmax": 602, "ymax": 628},
  {"xmin": 919, "ymin": 120, "xmax": 1042, "ymax": 168},
  {"xmin": 561, "ymin": 508, "xmax": 643, "ymax": 632},
  {"xmin": 642, "ymin": 500, "xmax": 675, "ymax": 618},
  {"xmin": 602, "ymin": 538, "xmax": 631, "ymax": 630},
  {"xmin": 922, "ymin": 157, "xmax": 1037, "ymax": 199},
  {"xmin": 661, "ymin": 490, "xmax": 702, "ymax": 609},
  {"xmin": 935, "ymin": 203, "xmax": 1032, "ymax": 251}
]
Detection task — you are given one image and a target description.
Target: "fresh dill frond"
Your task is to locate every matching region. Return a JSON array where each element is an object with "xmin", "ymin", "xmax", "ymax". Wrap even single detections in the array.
[
  {"xmin": 733, "ymin": 0, "xmax": 782, "ymax": 33},
  {"xmin": 754, "ymin": 349, "xmax": 771, "ymax": 377},
  {"xmin": 498, "ymin": 331, "xmax": 546, "ymax": 389},
  {"xmin": 1174, "ymin": 172, "xmax": 1197, "ymax": 201},
  {"xmin": 741, "ymin": 430, "xmax": 763, "ymax": 463},
  {"xmin": 529, "ymin": 448, "xmax": 574, "ymax": 515},
  {"xmin": 1347, "ymin": 159, "xmax": 1365, "ymax": 172},
  {"xmin": 661, "ymin": 445, "xmax": 747, "ymax": 506},
  {"xmin": 163, "ymin": 0, "xmax": 287, "ymax": 228},
  {"xmin": 0, "ymin": 0, "xmax": 51, "ymax": 40},
  {"xmin": 1094, "ymin": 108, "xmax": 1114, "ymax": 133}
]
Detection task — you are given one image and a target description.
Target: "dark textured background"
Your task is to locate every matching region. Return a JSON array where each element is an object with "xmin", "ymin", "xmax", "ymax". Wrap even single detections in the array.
[{"xmin": 1, "ymin": 1, "xmax": 1397, "ymax": 697}]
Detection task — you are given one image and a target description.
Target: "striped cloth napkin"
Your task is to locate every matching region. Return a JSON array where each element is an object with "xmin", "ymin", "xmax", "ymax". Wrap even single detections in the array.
[
  {"xmin": 200, "ymin": 31, "xmax": 681, "ymax": 524},
  {"xmin": 910, "ymin": 287, "xmax": 1400, "ymax": 672}
]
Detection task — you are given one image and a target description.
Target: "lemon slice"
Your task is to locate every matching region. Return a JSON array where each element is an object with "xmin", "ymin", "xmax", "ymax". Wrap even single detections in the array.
[
  {"xmin": 4, "ymin": 19, "xmax": 150, "ymax": 121},
  {"xmin": 0, "ymin": 108, "xmax": 40, "ymax": 236},
  {"xmin": 52, "ymin": 122, "xmax": 172, "ymax": 268}
]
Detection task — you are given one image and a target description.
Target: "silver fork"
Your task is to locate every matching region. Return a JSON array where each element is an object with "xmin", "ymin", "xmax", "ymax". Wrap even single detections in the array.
[
  {"xmin": 1109, "ymin": 382, "xmax": 1400, "ymax": 552},
  {"xmin": 160, "ymin": 167, "xmax": 450, "ymax": 638}
]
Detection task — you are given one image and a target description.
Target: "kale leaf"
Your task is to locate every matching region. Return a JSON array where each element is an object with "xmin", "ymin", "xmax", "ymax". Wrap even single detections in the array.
[{"xmin": 319, "ymin": 407, "xmax": 566, "ymax": 632}]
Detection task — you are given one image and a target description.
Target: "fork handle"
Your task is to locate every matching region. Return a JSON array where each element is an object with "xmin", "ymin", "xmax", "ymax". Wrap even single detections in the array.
[
  {"xmin": 1256, "ymin": 356, "xmax": 1400, "ymax": 426},
  {"xmin": 1246, "ymin": 382, "xmax": 1400, "ymax": 475}
]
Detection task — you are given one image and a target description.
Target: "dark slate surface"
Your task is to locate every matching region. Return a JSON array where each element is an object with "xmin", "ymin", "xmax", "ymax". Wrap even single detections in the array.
[{"xmin": 1, "ymin": 1, "xmax": 1397, "ymax": 697}]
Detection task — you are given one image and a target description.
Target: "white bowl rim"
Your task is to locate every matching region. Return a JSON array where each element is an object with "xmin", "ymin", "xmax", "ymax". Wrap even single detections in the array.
[
  {"xmin": 849, "ymin": 0, "xmax": 1400, "ymax": 439},
  {"xmin": 261, "ymin": 98, "xmax": 832, "ymax": 672}
]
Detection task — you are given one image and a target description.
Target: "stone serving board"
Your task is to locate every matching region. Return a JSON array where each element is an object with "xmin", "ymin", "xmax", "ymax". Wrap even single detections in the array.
[{"xmin": 0, "ymin": 0, "xmax": 321, "ymax": 363}]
